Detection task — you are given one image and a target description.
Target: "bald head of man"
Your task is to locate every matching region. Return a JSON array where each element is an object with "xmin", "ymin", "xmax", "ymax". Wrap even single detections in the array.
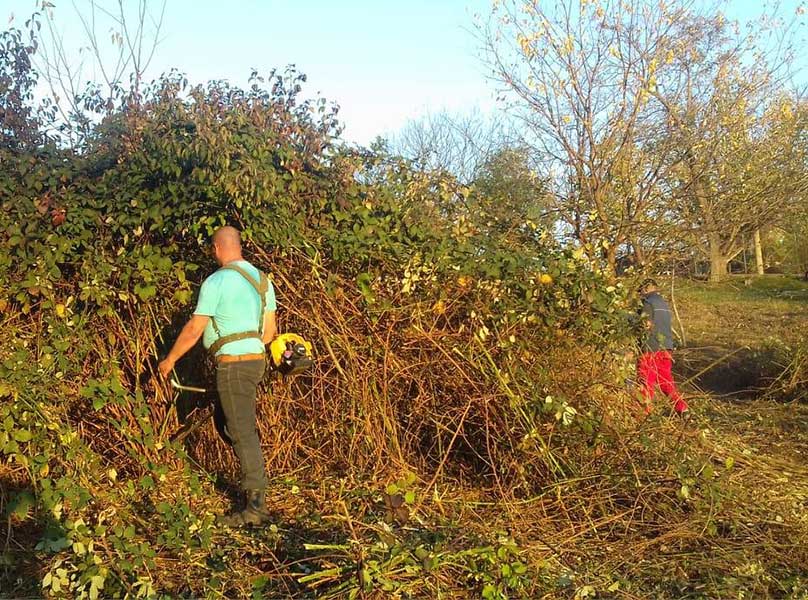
[{"xmin": 211, "ymin": 226, "xmax": 243, "ymax": 265}]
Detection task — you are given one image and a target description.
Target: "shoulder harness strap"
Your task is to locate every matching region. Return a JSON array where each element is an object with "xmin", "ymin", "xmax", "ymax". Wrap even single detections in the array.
[{"xmin": 207, "ymin": 264, "xmax": 270, "ymax": 355}]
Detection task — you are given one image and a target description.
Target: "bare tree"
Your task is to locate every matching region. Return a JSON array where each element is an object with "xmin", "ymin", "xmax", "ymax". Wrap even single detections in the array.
[
  {"xmin": 33, "ymin": 0, "xmax": 166, "ymax": 144},
  {"xmin": 481, "ymin": 0, "xmax": 700, "ymax": 274},
  {"xmin": 391, "ymin": 109, "xmax": 515, "ymax": 184}
]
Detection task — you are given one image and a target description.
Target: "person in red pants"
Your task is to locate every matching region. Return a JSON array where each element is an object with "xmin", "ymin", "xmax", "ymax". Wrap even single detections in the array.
[{"xmin": 637, "ymin": 279, "xmax": 689, "ymax": 416}]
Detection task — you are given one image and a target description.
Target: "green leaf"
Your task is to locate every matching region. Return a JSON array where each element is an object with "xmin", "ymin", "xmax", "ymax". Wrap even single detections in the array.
[
  {"xmin": 355, "ymin": 272, "xmax": 374, "ymax": 302},
  {"xmin": 251, "ymin": 574, "xmax": 268, "ymax": 591},
  {"xmin": 13, "ymin": 429, "xmax": 32, "ymax": 442},
  {"xmin": 8, "ymin": 492, "xmax": 35, "ymax": 519},
  {"xmin": 134, "ymin": 283, "xmax": 157, "ymax": 301}
]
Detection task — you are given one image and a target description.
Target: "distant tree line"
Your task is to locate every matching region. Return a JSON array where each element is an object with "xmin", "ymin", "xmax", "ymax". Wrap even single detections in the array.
[{"xmin": 393, "ymin": 0, "xmax": 807, "ymax": 281}]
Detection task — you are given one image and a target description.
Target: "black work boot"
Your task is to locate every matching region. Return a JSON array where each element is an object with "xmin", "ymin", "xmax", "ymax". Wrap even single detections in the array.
[{"xmin": 218, "ymin": 489, "xmax": 271, "ymax": 527}]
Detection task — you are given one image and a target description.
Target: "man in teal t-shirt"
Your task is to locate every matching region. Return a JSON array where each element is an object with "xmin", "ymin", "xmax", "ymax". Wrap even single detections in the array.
[
  {"xmin": 159, "ymin": 226, "xmax": 277, "ymax": 526},
  {"xmin": 195, "ymin": 260, "xmax": 277, "ymax": 356}
]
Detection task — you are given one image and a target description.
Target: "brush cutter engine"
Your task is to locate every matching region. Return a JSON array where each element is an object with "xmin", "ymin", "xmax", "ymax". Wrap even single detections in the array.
[{"xmin": 269, "ymin": 333, "xmax": 314, "ymax": 376}]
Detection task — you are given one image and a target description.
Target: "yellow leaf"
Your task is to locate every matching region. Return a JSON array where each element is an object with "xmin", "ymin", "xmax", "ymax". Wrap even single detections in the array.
[{"xmin": 562, "ymin": 36, "xmax": 574, "ymax": 56}]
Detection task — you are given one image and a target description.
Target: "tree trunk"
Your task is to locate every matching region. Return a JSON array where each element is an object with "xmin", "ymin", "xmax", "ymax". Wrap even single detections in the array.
[
  {"xmin": 606, "ymin": 244, "xmax": 617, "ymax": 276},
  {"xmin": 598, "ymin": 243, "xmax": 618, "ymax": 278},
  {"xmin": 630, "ymin": 238, "xmax": 646, "ymax": 270},
  {"xmin": 708, "ymin": 234, "xmax": 728, "ymax": 282},
  {"xmin": 754, "ymin": 228, "xmax": 765, "ymax": 275}
]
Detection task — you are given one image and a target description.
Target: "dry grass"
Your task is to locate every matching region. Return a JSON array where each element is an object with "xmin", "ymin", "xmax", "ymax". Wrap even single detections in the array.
[{"xmin": 671, "ymin": 274, "xmax": 808, "ymax": 400}]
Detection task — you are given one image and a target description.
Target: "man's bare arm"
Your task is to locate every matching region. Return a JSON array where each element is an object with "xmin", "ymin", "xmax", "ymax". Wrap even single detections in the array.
[
  {"xmin": 262, "ymin": 310, "xmax": 277, "ymax": 345},
  {"xmin": 158, "ymin": 314, "xmax": 210, "ymax": 377}
]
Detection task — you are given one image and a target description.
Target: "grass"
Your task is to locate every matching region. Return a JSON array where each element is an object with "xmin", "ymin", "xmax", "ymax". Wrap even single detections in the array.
[
  {"xmin": 664, "ymin": 275, "xmax": 808, "ymax": 597},
  {"xmin": 673, "ymin": 274, "xmax": 807, "ymax": 345},
  {"xmin": 671, "ymin": 274, "xmax": 807, "ymax": 494},
  {"xmin": 671, "ymin": 274, "xmax": 808, "ymax": 398}
]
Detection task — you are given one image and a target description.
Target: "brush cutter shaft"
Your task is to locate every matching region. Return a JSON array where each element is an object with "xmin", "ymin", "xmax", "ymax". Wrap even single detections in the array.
[{"xmin": 171, "ymin": 378, "xmax": 207, "ymax": 393}]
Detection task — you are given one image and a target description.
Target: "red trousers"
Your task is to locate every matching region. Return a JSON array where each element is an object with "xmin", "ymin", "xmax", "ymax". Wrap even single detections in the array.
[{"xmin": 638, "ymin": 351, "xmax": 688, "ymax": 414}]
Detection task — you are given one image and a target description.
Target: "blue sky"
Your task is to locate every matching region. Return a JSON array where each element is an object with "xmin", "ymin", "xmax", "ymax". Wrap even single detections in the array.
[
  {"xmin": 3, "ymin": 0, "xmax": 805, "ymax": 145},
  {"xmin": 150, "ymin": 0, "xmax": 498, "ymax": 143},
  {"xmin": 5, "ymin": 0, "xmax": 498, "ymax": 144}
]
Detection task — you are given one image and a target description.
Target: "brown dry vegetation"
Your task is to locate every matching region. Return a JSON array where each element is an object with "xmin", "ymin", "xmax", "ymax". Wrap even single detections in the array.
[{"xmin": 4, "ymin": 263, "xmax": 806, "ymax": 599}]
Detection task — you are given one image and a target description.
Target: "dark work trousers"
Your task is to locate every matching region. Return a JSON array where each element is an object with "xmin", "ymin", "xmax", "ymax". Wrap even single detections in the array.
[{"xmin": 216, "ymin": 359, "xmax": 267, "ymax": 491}]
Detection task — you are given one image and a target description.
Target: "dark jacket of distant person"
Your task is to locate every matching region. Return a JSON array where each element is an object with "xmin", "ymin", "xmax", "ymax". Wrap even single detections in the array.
[{"xmin": 640, "ymin": 290, "xmax": 675, "ymax": 352}]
